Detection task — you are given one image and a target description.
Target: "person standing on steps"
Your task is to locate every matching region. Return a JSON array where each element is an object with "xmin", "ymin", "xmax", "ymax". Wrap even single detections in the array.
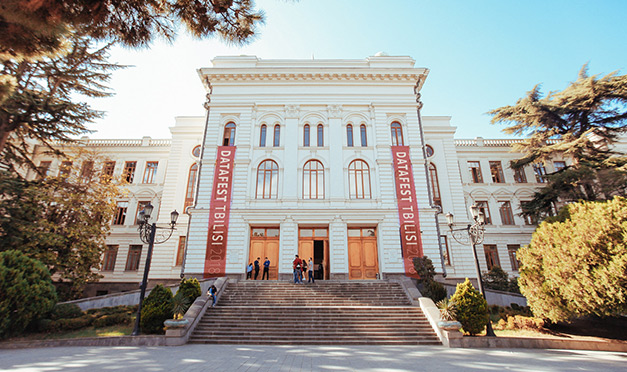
[
  {"xmin": 246, "ymin": 262, "xmax": 253, "ymax": 280},
  {"xmin": 254, "ymin": 257, "xmax": 260, "ymax": 280},
  {"xmin": 293, "ymin": 254, "xmax": 303, "ymax": 284},
  {"xmin": 262, "ymin": 257, "xmax": 270, "ymax": 280},
  {"xmin": 301, "ymin": 259, "xmax": 307, "ymax": 283},
  {"xmin": 308, "ymin": 257, "xmax": 315, "ymax": 283}
]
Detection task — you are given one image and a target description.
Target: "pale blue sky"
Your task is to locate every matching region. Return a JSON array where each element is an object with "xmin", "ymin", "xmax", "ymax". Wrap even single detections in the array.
[{"xmin": 87, "ymin": 0, "xmax": 627, "ymax": 139}]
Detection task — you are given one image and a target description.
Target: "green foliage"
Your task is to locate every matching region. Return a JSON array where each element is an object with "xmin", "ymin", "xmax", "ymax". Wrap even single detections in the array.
[
  {"xmin": 436, "ymin": 298, "xmax": 457, "ymax": 321},
  {"xmin": 420, "ymin": 280, "xmax": 448, "ymax": 303},
  {"xmin": 176, "ymin": 277, "xmax": 201, "ymax": 308},
  {"xmin": 494, "ymin": 315, "xmax": 545, "ymax": 332},
  {"xmin": 0, "ymin": 250, "xmax": 57, "ymax": 339},
  {"xmin": 56, "ymin": 315, "xmax": 93, "ymax": 331},
  {"xmin": 51, "ymin": 304, "xmax": 83, "ymax": 320},
  {"xmin": 450, "ymin": 279, "xmax": 489, "ymax": 336},
  {"xmin": 171, "ymin": 292, "xmax": 191, "ymax": 319},
  {"xmin": 483, "ymin": 266, "xmax": 519, "ymax": 294},
  {"xmin": 0, "ymin": 166, "xmax": 121, "ymax": 299},
  {"xmin": 519, "ymin": 197, "xmax": 627, "ymax": 322},
  {"xmin": 490, "ymin": 65, "xmax": 627, "ymax": 221},
  {"xmin": 140, "ymin": 285, "xmax": 173, "ymax": 334},
  {"xmin": 413, "ymin": 256, "xmax": 436, "ymax": 282},
  {"xmin": 93, "ymin": 313, "xmax": 131, "ymax": 328},
  {"xmin": 0, "ymin": 0, "xmax": 264, "ymax": 60}
]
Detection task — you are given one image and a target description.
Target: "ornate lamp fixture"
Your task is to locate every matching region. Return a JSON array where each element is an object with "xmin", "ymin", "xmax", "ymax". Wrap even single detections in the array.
[
  {"xmin": 131, "ymin": 204, "xmax": 179, "ymax": 336},
  {"xmin": 445, "ymin": 204, "xmax": 496, "ymax": 337}
]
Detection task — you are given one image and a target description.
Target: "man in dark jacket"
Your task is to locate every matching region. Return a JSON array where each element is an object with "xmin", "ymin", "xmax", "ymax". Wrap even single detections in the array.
[
  {"xmin": 262, "ymin": 257, "xmax": 270, "ymax": 280},
  {"xmin": 254, "ymin": 257, "xmax": 260, "ymax": 280}
]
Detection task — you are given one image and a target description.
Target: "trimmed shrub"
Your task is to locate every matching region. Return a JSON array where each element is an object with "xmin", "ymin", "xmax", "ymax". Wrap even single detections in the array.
[
  {"xmin": 51, "ymin": 303, "xmax": 83, "ymax": 320},
  {"xmin": 413, "ymin": 256, "xmax": 436, "ymax": 282},
  {"xmin": 483, "ymin": 266, "xmax": 510, "ymax": 292},
  {"xmin": 494, "ymin": 315, "xmax": 545, "ymax": 331},
  {"xmin": 450, "ymin": 278, "xmax": 489, "ymax": 336},
  {"xmin": 0, "ymin": 250, "xmax": 57, "ymax": 339},
  {"xmin": 140, "ymin": 285, "xmax": 173, "ymax": 334},
  {"xmin": 176, "ymin": 278, "xmax": 201, "ymax": 310},
  {"xmin": 421, "ymin": 280, "xmax": 448, "ymax": 303},
  {"xmin": 56, "ymin": 315, "xmax": 92, "ymax": 331},
  {"xmin": 35, "ymin": 318, "xmax": 57, "ymax": 333},
  {"xmin": 93, "ymin": 313, "xmax": 131, "ymax": 328}
]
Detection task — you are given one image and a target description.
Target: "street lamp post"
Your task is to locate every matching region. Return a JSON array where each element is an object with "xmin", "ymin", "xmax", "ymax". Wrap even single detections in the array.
[
  {"xmin": 131, "ymin": 204, "xmax": 179, "ymax": 336},
  {"xmin": 445, "ymin": 204, "xmax": 497, "ymax": 337}
]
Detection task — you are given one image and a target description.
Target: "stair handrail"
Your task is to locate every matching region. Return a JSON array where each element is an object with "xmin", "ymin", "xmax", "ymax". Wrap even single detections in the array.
[{"xmin": 165, "ymin": 276, "xmax": 228, "ymax": 346}]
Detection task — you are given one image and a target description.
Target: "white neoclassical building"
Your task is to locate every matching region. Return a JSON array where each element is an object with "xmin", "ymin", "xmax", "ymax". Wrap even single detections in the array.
[{"xmin": 30, "ymin": 55, "xmax": 569, "ymax": 296}]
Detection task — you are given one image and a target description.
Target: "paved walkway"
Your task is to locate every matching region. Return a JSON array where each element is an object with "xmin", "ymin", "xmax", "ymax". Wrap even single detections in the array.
[{"xmin": 1, "ymin": 345, "xmax": 625, "ymax": 372}]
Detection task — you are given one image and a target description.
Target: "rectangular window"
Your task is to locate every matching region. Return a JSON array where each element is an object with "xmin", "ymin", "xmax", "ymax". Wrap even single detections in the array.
[
  {"xmin": 125, "ymin": 245, "xmax": 142, "ymax": 271},
  {"xmin": 59, "ymin": 161, "xmax": 72, "ymax": 177},
  {"xmin": 499, "ymin": 201, "xmax": 515, "ymax": 225},
  {"xmin": 513, "ymin": 167, "xmax": 527, "ymax": 183},
  {"xmin": 533, "ymin": 163, "xmax": 547, "ymax": 183},
  {"xmin": 489, "ymin": 161, "xmax": 505, "ymax": 183},
  {"xmin": 508, "ymin": 244, "xmax": 520, "ymax": 271},
  {"xmin": 102, "ymin": 161, "xmax": 116, "ymax": 181},
  {"xmin": 441, "ymin": 235, "xmax": 451, "ymax": 266},
  {"xmin": 113, "ymin": 201, "xmax": 128, "ymax": 225},
  {"xmin": 142, "ymin": 161, "xmax": 158, "ymax": 183},
  {"xmin": 101, "ymin": 245, "xmax": 118, "ymax": 271},
  {"xmin": 37, "ymin": 161, "xmax": 52, "ymax": 179},
  {"xmin": 554, "ymin": 161, "xmax": 566, "ymax": 171},
  {"xmin": 175, "ymin": 236, "xmax": 186, "ymax": 266},
  {"xmin": 80, "ymin": 161, "xmax": 94, "ymax": 181},
  {"xmin": 468, "ymin": 161, "xmax": 483, "ymax": 183},
  {"xmin": 123, "ymin": 161, "xmax": 137, "ymax": 183},
  {"xmin": 483, "ymin": 244, "xmax": 500, "ymax": 270},
  {"xmin": 135, "ymin": 201, "xmax": 151, "ymax": 224},
  {"xmin": 476, "ymin": 201, "xmax": 492, "ymax": 224}
]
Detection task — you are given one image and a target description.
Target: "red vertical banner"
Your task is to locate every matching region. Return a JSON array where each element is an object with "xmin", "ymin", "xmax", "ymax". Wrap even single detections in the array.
[
  {"xmin": 204, "ymin": 146, "xmax": 236, "ymax": 278},
  {"xmin": 391, "ymin": 146, "xmax": 423, "ymax": 278}
]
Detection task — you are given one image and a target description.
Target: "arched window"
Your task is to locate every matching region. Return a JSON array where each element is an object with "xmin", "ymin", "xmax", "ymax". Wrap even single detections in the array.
[
  {"xmin": 184, "ymin": 163, "xmax": 198, "ymax": 210},
  {"xmin": 317, "ymin": 124, "xmax": 324, "ymax": 147},
  {"xmin": 303, "ymin": 124, "xmax": 310, "ymax": 147},
  {"xmin": 425, "ymin": 144, "xmax": 434, "ymax": 157},
  {"xmin": 348, "ymin": 160, "xmax": 371, "ymax": 199},
  {"xmin": 360, "ymin": 124, "xmax": 367, "ymax": 147},
  {"xmin": 256, "ymin": 160, "xmax": 279, "ymax": 199},
  {"xmin": 346, "ymin": 124, "xmax": 354, "ymax": 147},
  {"xmin": 192, "ymin": 145, "xmax": 201, "ymax": 158},
  {"xmin": 259, "ymin": 125, "xmax": 267, "ymax": 147},
  {"xmin": 223, "ymin": 122, "xmax": 236, "ymax": 146},
  {"xmin": 273, "ymin": 124, "xmax": 280, "ymax": 147},
  {"xmin": 303, "ymin": 160, "xmax": 324, "ymax": 199},
  {"xmin": 428, "ymin": 163, "xmax": 441, "ymax": 207},
  {"xmin": 391, "ymin": 122, "xmax": 404, "ymax": 146}
]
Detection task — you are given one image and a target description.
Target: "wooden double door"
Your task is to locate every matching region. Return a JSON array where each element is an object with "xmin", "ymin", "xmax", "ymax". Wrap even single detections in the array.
[
  {"xmin": 348, "ymin": 227, "xmax": 379, "ymax": 280},
  {"xmin": 298, "ymin": 228, "xmax": 329, "ymax": 280},
  {"xmin": 249, "ymin": 227, "xmax": 279, "ymax": 280}
]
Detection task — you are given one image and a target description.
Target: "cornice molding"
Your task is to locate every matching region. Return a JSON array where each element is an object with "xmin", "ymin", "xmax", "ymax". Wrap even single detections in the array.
[{"xmin": 203, "ymin": 72, "xmax": 426, "ymax": 83}]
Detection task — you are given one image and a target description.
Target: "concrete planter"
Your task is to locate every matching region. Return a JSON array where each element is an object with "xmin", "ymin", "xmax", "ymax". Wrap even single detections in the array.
[
  {"xmin": 437, "ymin": 320, "xmax": 462, "ymax": 331},
  {"xmin": 164, "ymin": 318, "xmax": 189, "ymax": 328}
]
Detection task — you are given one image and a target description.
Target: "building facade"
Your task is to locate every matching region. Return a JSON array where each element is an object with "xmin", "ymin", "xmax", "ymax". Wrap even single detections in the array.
[{"xmin": 30, "ymin": 55, "xmax": 562, "ymax": 295}]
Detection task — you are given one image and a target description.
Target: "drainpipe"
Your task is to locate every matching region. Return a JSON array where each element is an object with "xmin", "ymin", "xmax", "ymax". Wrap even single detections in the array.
[
  {"xmin": 180, "ymin": 79, "xmax": 212, "ymax": 278},
  {"xmin": 414, "ymin": 80, "xmax": 447, "ymax": 278}
]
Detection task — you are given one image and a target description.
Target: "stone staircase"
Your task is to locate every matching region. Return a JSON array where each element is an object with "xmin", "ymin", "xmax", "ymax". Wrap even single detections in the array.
[{"xmin": 189, "ymin": 280, "xmax": 440, "ymax": 345}]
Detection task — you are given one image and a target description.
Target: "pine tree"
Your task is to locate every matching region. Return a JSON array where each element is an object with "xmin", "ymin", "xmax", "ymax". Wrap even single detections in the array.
[
  {"xmin": 0, "ymin": 33, "xmax": 121, "ymax": 169},
  {"xmin": 489, "ymin": 65, "xmax": 627, "ymax": 219}
]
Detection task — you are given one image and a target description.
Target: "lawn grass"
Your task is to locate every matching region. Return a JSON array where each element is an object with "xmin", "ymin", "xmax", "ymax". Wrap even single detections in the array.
[{"xmin": 7, "ymin": 324, "xmax": 134, "ymax": 342}]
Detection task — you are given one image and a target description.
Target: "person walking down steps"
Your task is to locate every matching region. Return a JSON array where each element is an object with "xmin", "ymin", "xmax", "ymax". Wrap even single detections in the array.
[
  {"xmin": 207, "ymin": 285, "xmax": 217, "ymax": 307},
  {"xmin": 293, "ymin": 255, "xmax": 303, "ymax": 284}
]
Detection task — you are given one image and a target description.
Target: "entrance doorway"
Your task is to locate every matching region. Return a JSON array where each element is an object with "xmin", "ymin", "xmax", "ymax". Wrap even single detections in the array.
[
  {"xmin": 249, "ymin": 227, "xmax": 280, "ymax": 280},
  {"xmin": 347, "ymin": 227, "xmax": 379, "ymax": 280},
  {"xmin": 298, "ymin": 227, "xmax": 329, "ymax": 280}
]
